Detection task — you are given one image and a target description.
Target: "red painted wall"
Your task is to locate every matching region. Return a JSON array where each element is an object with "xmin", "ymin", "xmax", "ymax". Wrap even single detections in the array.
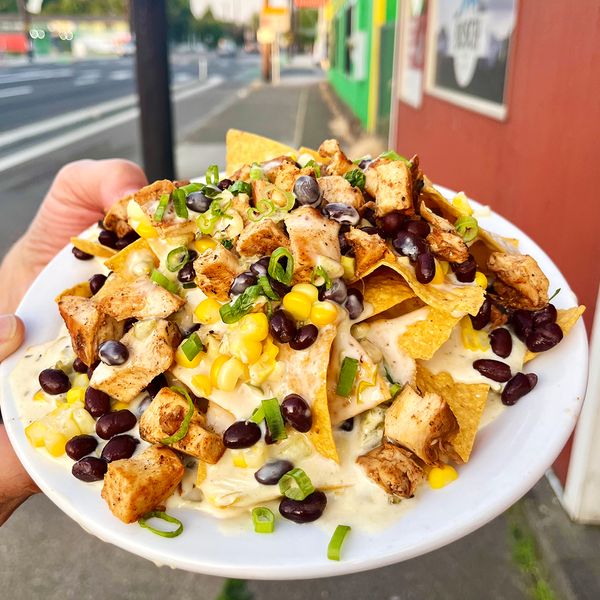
[{"xmin": 394, "ymin": 1, "xmax": 600, "ymax": 484}]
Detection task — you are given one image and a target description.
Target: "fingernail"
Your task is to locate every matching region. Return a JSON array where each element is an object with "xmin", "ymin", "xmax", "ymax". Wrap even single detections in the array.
[{"xmin": 0, "ymin": 315, "xmax": 17, "ymax": 343}]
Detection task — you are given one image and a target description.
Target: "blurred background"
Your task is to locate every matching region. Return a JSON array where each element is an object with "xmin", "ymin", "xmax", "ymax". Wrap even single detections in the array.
[{"xmin": 0, "ymin": 1, "xmax": 599, "ymax": 598}]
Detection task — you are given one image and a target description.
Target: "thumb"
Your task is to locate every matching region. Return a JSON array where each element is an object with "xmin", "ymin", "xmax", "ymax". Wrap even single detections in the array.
[{"xmin": 0, "ymin": 315, "xmax": 25, "ymax": 362}]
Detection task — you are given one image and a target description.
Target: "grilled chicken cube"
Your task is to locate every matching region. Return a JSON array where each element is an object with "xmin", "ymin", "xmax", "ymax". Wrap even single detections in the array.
[
  {"xmin": 344, "ymin": 227, "xmax": 389, "ymax": 278},
  {"xmin": 365, "ymin": 159, "xmax": 414, "ymax": 216},
  {"xmin": 139, "ymin": 388, "xmax": 225, "ymax": 464},
  {"xmin": 103, "ymin": 195, "xmax": 133, "ymax": 237},
  {"xmin": 487, "ymin": 252, "xmax": 549, "ymax": 310},
  {"xmin": 357, "ymin": 442, "xmax": 424, "ymax": 498},
  {"xmin": 235, "ymin": 218, "xmax": 290, "ymax": 258},
  {"xmin": 319, "ymin": 139, "xmax": 354, "ymax": 176},
  {"xmin": 419, "ymin": 202, "xmax": 469, "ymax": 263},
  {"xmin": 95, "ymin": 274, "xmax": 185, "ymax": 321},
  {"xmin": 194, "ymin": 244, "xmax": 243, "ymax": 301},
  {"xmin": 384, "ymin": 385, "xmax": 458, "ymax": 465},
  {"xmin": 284, "ymin": 206, "xmax": 341, "ymax": 283},
  {"xmin": 58, "ymin": 296, "xmax": 125, "ymax": 366},
  {"xmin": 318, "ymin": 175, "xmax": 364, "ymax": 209},
  {"xmin": 101, "ymin": 445, "xmax": 184, "ymax": 524},
  {"xmin": 89, "ymin": 319, "xmax": 180, "ymax": 403}
]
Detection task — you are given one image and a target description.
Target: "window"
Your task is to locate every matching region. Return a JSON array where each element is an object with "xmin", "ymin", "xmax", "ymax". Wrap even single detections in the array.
[{"xmin": 343, "ymin": 4, "xmax": 355, "ymax": 76}]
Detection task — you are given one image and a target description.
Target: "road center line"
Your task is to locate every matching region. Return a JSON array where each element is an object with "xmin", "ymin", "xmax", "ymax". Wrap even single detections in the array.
[{"xmin": 0, "ymin": 85, "xmax": 33, "ymax": 99}]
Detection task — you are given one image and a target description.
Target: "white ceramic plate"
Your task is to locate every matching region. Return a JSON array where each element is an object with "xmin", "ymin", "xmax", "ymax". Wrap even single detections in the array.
[{"xmin": 0, "ymin": 186, "xmax": 588, "ymax": 579}]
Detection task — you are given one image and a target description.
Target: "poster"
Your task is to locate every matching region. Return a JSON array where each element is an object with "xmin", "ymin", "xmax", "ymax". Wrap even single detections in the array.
[
  {"xmin": 425, "ymin": 0, "xmax": 517, "ymax": 119},
  {"xmin": 399, "ymin": 0, "xmax": 428, "ymax": 108}
]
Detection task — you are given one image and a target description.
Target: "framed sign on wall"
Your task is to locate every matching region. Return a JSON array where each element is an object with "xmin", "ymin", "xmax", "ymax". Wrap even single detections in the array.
[
  {"xmin": 424, "ymin": 0, "xmax": 517, "ymax": 119},
  {"xmin": 398, "ymin": 0, "xmax": 428, "ymax": 108}
]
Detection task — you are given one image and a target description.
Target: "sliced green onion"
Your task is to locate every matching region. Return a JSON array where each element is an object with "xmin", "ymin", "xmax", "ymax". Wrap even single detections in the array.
[
  {"xmin": 229, "ymin": 180, "xmax": 252, "ymax": 196},
  {"xmin": 172, "ymin": 188, "xmax": 189, "ymax": 219},
  {"xmin": 454, "ymin": 215, "xmax": 479, "ymax": 243},
  {"xmin": 305, "ymin": 159, "xmax": 321, "ymax": 178},
  {"xmin": 261, "ymin": 398, "xmax": 287, "ymax": 442},
  {"xmin": 336, "ymin": 357, "xmax": 359, "ymax": 397},
  {"xmin": 268, "ymin": 247, "xmax": 294, "ymax": 285},
  {"xmin": 379, "ymin": 150, "xmax": 411, "ymax": 164},
  {"xmin": 206, "ymin": 164, "xmax": 219, "ymax": 186},
  {"xmin": 221, "ymin": 239, "xmax": 234, "ymax": 250},
  {"xmin": 181, "ymin": 332, "xmax": 203, "ymax": 361},
  {"xmin": 249, "ymin": 404, "xmax": 265, "ymax": 424},
  {"xmin": 279, "ymin": 467, "xmax": 315, "ymax": 500},
  {"xmin": 139, "ymin": 510, "xmax": 183, "ymax": 538},
  {"xmin": 166, "ymin": 246, "xmax": 190, "ymax": 272},
  {"xmin": 327, "ymin": 524, "xmax": 351, "ymax": 561},
  {"xmin": 389, "ymin": 382, "xmax": 402, "ymax": 398},
  {"xmin": 151, "ymin": 269, "xmax": 179, "ymax": 295},
  {"xmin": 154, "ymin": 193, "xmax": 170, "ymax": 222},
  {"xmin": 250, "ymin": 163, "xmax": 264, "ymax": 180},
  {"xmin": 252, "ymin": 507, "xmax": 275, "ymax": 534},
  {"xmin": 311, "ymin": 265, "xmax": 332, "ymax": 289},
  {"xmin": 219, "ymin": 284, "xmax": 263, "ymax": 324},
  {"xmin": 197, "ymin": 212, "xmax": 217, "ymax": 235},
  {"xmin": 182, "ymin": 282, "xmax": 197, "ymax": 289},
  {"xmin": 343, "ymin": 168, "xmax": 366, "ymax": 191},
  {"xmin": 258, "ymin": 275, "xmax": 279, "ymax": 301},
  {"xmin": 160, "ymin": 386, "xmax": 195, "ymax": 445},
  {"xmin": 210, "ymin": 198, "xmax": 232, "ymax": 218},
  {"xmin": 247, "ymin": 198, "xmax": 276, "ymax": 222},
  {"xmin": 179, "ymin": 182, "xmax": 203, "ymax": 195}
]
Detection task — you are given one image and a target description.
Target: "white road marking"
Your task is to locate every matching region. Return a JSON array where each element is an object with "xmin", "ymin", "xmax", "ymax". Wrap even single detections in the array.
[
  {"xmin": 0, "ymin": 85, "xmax": 33, "ymax": 99},
  {"xmin": 0, "ymin": 68, "xmax": 73, "ymax": 85},
  {"xmin": 293, "ymin": 87, "xmax": 309, "ymax": 149},
  {"xmin": 108, "ymin": 70, "xmax": 131, "ymax": 81},
  {"xmin": 74, "ymin": 76, "xmax": 100, "ymax": 87},
  {"xmin": 0, "ymin": 77, "xmax": 225, "ymax": 174}
]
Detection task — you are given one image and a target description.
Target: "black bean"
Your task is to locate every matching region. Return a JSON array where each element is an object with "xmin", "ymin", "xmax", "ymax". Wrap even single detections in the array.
[
  {"xmin": 123, "ymin": 317, "xmax": 137, "ymax": 333},
  {"xmin": 38, "ymin": 368, "xmax": 71, "ymax": 395},
  {"xmin": 98, "ymin": 219, "xmax": 107, "ymax": 230},
  {"xmin": 136, "ymin": 395, "xmax": 153, "ymax": 417},
  {"xmin": 393, "ymin": 231, "xmax": 427, "ymax": 262},
  {"xmin": 177, "ymin": 261, "xmax": 196, "ymax": 283},
  {"xmin": 360, "ymin": 226, "xmax": 379, "ymax": 235},
  {"xmin": 473, "ymin": 359, "xmax": 512, "ymax": 382},
  {"xmin": 182, "ymin": 323, "xmax": 201, "ymax": 338},
  {"xmin": 250, "ymin": 256, "xmax": 271, "ymax": 277},
  {"xmin": 358, "ymin": 158, "xmax": 371, "ymax": 170},
  {"xmin": 217, "ymin": 178, "xmax": 233, "ymax": 190},
  {"xmin": 526, "ymin": 323, "xmax": 563, "ymax": 353},
  {"xmin": 279, "ymin": 490, "xmax": 327, "ymax": 523},
  {"xmin": 89, "ymin": 273, "xmax": 107, "ymax": 295},
  {"xmin": 502, "ymin": 372, "xmax": 538, "ymax": 406},
  {"xmin": 489, "ymin": 328, "xmax": 513, "ymax": 358},
  {"xmin": 101, "ymin": 435, "xmax": 139, "ymax": 462},
  {"xmin": 98, "ymin": 229, "xmax": 119, "ymax": 249},
  {"xmin": 269, "ymin": 278, "xmax": 291, "ymax": 299},
  {"xmin": 72, "ymin": 246, "xmax": 93, "ymax": 261},
  {"xmin": 186, "ymin": 190, "xmax": 212, "ymax": 213},
  {"xmin": 269, "ymin": 309, "xmax": 297, "ymax": 344},
  {"xmin": 403, "ymin": 219, "xmax": 430, "ymax": 238},
  {"xmin": 510, "ymin": 310, "xmax": 533, "ymax": 341},
  {"xmin": 451, "ymin": 256, "xmax": 477, "ymax": 283},
  {"xmin": 319, "ymin": 278, "xmax": 347, "ymax": 304},
  {"xmin": 146, "ymin": 373, "xmax": 168, "ymax": 398},
  {"xmin": 72, "ymin": 457, "xmax": 107, "ymax": 482},
  {"xmin": 290, "ymin": 324, "xmax": 318, "ymax": 350},
  {"xmin": 322, "ymin": 203, "xmax": 360, "ymax": 225},
  {"xmin": 345, "ymin": 288, "xmax": 364, "ymax": 320},
  {"xmin": 339, "ymin": 225, "xmax": 354, "ymax": 256},
  {"xmin": 415, "ymin": 252, "xmax": 435, "ymax": 284},
  {"xmin": 361, "ymin": 206, "xmax": 376, "ymax": 224},
  {"xmin": 470, "ymin": 296, "xmax": 491, "ymax": 330},
  {"xmin": 98, "ymin": 340, "xmax": 129, "ymax": 366},
  {"xmin": 254, "ymin": 459, "xmax": 294, "ymax": 485},
  {"xmin": 340, "ymin": 418, "xmax": 354, "ymax": 432},
  {"xmin": 230, "ymin": 271, "xmax": 257, "ymax": 295},
  {"xmin": 379, "ymin": 211, "xmax": 405, "ymax": 237},
  {"xmin": 293, "ymin": 175, "xmax": 322, "ymax": 207},
  {"xmin": 87, "ymin": 360, "xmax": 100, "ymax": 380},
  {"xmin": 281, "ymin": 394, "xmax": 312, "ymax": 433},
  {"xmin": 532, "ymin": 304, "xmax": 557, "ymax": 327},
  {"xmin": 96, "ymin": 410, "xmax": 137, "ymax": 440},
  {"xmin": 115, "ymin": 230, "xmax": 140, "ymax": 249},
  {"xmin": 65, "ymin": 435, "xmax": 98, "ymax": 461},
  {"xmin": 72, "ymin": 358, "xmax": 88, "ymax": 374},
  {"xmin": 223, "ymin": 421, "xmax": 262, "ymax": 449},
  {"xmin": 85, "ymin": 387, "xmax": 111, "ymax": 419}
]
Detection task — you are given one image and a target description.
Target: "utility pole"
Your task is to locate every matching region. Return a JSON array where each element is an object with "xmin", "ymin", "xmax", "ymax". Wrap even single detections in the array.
[
  {"xmin": 260, "ymin": 0, "xmax": 272, "ymax": 83},
  {"xmin": 17, "ymin": 0, "xmax": 33, "ymax": 62}
]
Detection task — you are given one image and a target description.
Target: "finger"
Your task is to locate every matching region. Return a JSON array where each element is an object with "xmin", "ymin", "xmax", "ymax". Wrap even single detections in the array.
[{"xmin": 0, "ymin": 315, "xmax": 24, "ymax": 362}]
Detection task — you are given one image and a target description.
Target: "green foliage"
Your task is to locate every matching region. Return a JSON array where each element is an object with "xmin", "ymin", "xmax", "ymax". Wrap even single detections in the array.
[
  {"xmin": 216, "ymin": 579, "xmax": 253, "ymax": 600},
  {"xmin": 40, "ymin": 0, "xmax": 127, "ymax": 16},
  {"xmin": 0, "ymin": 0, "xmax": 18, "ymax": 12}
]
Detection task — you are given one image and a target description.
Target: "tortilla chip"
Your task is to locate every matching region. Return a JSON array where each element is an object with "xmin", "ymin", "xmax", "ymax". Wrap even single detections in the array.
[
  {"xmin": 276, "ymin": 324, "xmax": 339, "ymax": 462},
  {"xmin": 524, "ymin": 305, "xmax": 586, "ymax": 363},
  {"xmin": 71, "ymin": 237, "xmax": 116, "ymax": 258},
  {"xmin": 416, "ymin": 364, "xmax": 489, "ymax": 462},
  {"xmin": 54, "ymin": 281, "xmax": 92, "ymax": 302},
  {"xmin": 399, "ymin": 308, "xmax": 461, "ymax": 360},
  {"xmin": 103, "ymin": 238, "xmax": 158, "ymax": 280},
  {"xmin": 226, "ymin": 129, "xmax": 296, "ymax": 174},
  {"xmin": 360, "ymin": 267, "xmax": 416, "ymax": 319}
]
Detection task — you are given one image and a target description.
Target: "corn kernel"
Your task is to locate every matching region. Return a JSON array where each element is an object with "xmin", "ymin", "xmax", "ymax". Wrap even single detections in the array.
[
  {"xmin": 475, "ymin": 271, "xmax": 488, "ymax": 289},
  {"xmin": 341, "ymin": 256, "xmax": 356, "ymax": 281},
  {"xmin": 25, "ymin": 421, "xmax": 47, "ymax": 447},
  {"xmin": 439, "ymin": 260, "xmax": 450, "ymax": 275},
  {"xmin": 175, "ymin": 344, "xmax": 203, "ymax": 369},
  {"xmin": 310, "ymin": 301, "xmax": 338, "ymax": 326},
  {"xmin": 262, "ymin": 336, "xmax": 279, "ymax": 360},
  {"xmin": 460, "ymin": 317, "xmax": 490, "ymax": 352},
  {"xmin": 428, "ymin": 464, "xmax": 458, "ymax": 489},
  {"xmin": 135, "ymin": 221, "xmax": 158, "ymax": 239},
  {"xmin": 191, "ymin": 374, "xmax": 212, "ymax": 397},
  {"xmin": 231, "ymin": 445, "xmax": 266, "ymax": 469},
  {"xmin": 194, "ymin": 237, "xmax": 217, "ymax": 254},
  {"xmin": 72, "ymin": 407, "xmax": 96, "ymax": 434},
  {"xmin": 196, "ymin": 460, "xmax": 207, "ymax": 485},
  {"xmin": 44, "ymin": 430, "xmax": 68, "ymax": 457},
  {"xmin": 66, "ymin": 387, "xmax": 86, "ymax": 405},
  {"xmin": 215, "ymin": 357, "xmax": 245, "ymax": 392},
  {"xmin": 71, "ymin": 373, "xmax": 90, "ymax": 388},
  {"xmin": 210, "ymin": 354, "xmax": 230, "ymax": 387},
  {"xmin": 292, "ymin": 283, "xmax": 319, "ymax": 303},
  {"xmin": 195, "ymin": 297, "xmax": 221, "ymax": 324},
  {"xmin": 238, "ymin": 312, "xmax": 269, "ymax": 342},
  {"xmin": 111, "ymin": 401, "xmax": 130, "ymax": 412},
  {"xmin": 452, "ymin": 192, "xmax": 473, "ymax": 216},
  {"xmin": 282, "ymin": 291, "xmax": 312, "ymax": 321},
  {"xmin": 430, "ymin": 260, "xmax": 445, "ymax": 285},
  {"xmin": 33, "ymin": 390, "xmax": 46, "ymax": 402},
  {"xmin": 229, "ymin": 335, "xmax": 263, "ymax": 365}
]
